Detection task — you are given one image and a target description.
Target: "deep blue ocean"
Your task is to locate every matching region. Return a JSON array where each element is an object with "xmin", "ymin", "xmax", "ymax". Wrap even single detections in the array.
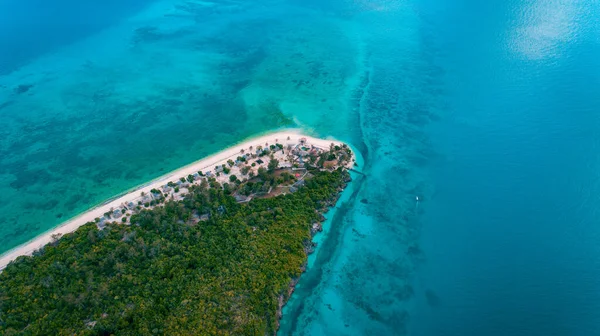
[
  {"xmin": 1, "ymin": 0, "xmax": 600, "ymax": 335},
  {"xmin": 410, "ymin": 1, "xmax": 600, "ymax": 335}
]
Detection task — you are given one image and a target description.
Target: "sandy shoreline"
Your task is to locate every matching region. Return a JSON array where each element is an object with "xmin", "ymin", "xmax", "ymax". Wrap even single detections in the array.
[{"xmin": 0, "ymin": 129, "xmax": 344, "ymax": 271}]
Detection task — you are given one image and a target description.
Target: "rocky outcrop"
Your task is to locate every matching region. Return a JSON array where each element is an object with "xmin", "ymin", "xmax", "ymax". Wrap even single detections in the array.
[{"xmin": 310, "ymin": 222, "xmax": 323, "ymax": 236}]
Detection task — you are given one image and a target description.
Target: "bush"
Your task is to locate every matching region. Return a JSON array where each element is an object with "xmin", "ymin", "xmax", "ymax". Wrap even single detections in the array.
[
  {"xmin": 229, "ymin": 175, "xmax": 237, "ymax": 182},
  {"xmin": 268, "ymin": 158, "xmax": 279, "ymax": 171}
]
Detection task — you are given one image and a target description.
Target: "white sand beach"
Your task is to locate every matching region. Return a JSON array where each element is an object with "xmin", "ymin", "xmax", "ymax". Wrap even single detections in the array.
[{"xmin": 0, "ymin": 130, "xmax": 348, "ymax": 271}]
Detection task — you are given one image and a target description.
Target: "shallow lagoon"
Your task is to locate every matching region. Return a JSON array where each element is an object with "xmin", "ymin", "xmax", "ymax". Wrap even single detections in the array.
[
  {"xmin": 2, "ymin": 0, "xmax": 435, "ymax": 333},
  {"xmin": 0, "ymin": 0, "xmax": 438, "ymax": 334}
]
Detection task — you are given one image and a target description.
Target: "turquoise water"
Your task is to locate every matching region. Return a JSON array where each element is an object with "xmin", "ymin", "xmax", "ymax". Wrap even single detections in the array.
[{"xmin": 2, "ymin": 0, "xmax": 600, "ymax": 335}]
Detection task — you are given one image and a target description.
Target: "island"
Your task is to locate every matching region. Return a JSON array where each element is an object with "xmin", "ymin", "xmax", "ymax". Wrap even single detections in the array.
[{"xmin": 0, "ymin": 131, "xmax": 355, "ymax": 335}]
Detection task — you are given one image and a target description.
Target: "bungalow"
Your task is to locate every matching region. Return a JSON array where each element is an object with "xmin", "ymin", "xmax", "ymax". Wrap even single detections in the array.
[
  {"xmin": 112, "ymin": 209, "xmax": 123, "ymax": 219},
  {"xmin": 97, "ymin": 218, "xmax": 107, "ymax": 230},
  {"xmin": 323, "ymin": 160, "xmax": 337, "ymax": 169},
  {"xmin": 234, "ymin": 194, "xmax": 250, "ymax": 203},
  {"xmin": 293, "ymin": 179, "xmax": 306, "ymax": 188}
]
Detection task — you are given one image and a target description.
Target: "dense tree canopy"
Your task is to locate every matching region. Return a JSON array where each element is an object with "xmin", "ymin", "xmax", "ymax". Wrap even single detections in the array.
[{"xmin": 0, "ymin": 170, "xmax": 348, "ymax": 336}]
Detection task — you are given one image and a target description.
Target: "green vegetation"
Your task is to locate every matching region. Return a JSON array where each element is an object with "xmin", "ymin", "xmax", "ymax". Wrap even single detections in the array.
[
  {"xmin": 268, "ymin": 158, "xmax": 279, "ymax": 172},
  {"xmin": 0, "ymin": 170, "xmax": 349, "ymax": 336},
  {"xmin": 241, "ymin": 166, "xmax": 251, "ymax": 175}
]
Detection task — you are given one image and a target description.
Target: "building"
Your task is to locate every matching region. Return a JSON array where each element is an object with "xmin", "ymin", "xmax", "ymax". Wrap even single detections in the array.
[
  {"xmin": 234, "ymin": 194, "xmax": 250, "ymax": 203},
  {"xmin": 112, "ymin": 209, "xmax": 123, "ymax": 219},
  {"xmin": 323, "ymin": 160, "xmax": 337, "ymax": 169},
  {"xmin": 293, "ymin": 179, "xmax": 306, "ymax": 188}
]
